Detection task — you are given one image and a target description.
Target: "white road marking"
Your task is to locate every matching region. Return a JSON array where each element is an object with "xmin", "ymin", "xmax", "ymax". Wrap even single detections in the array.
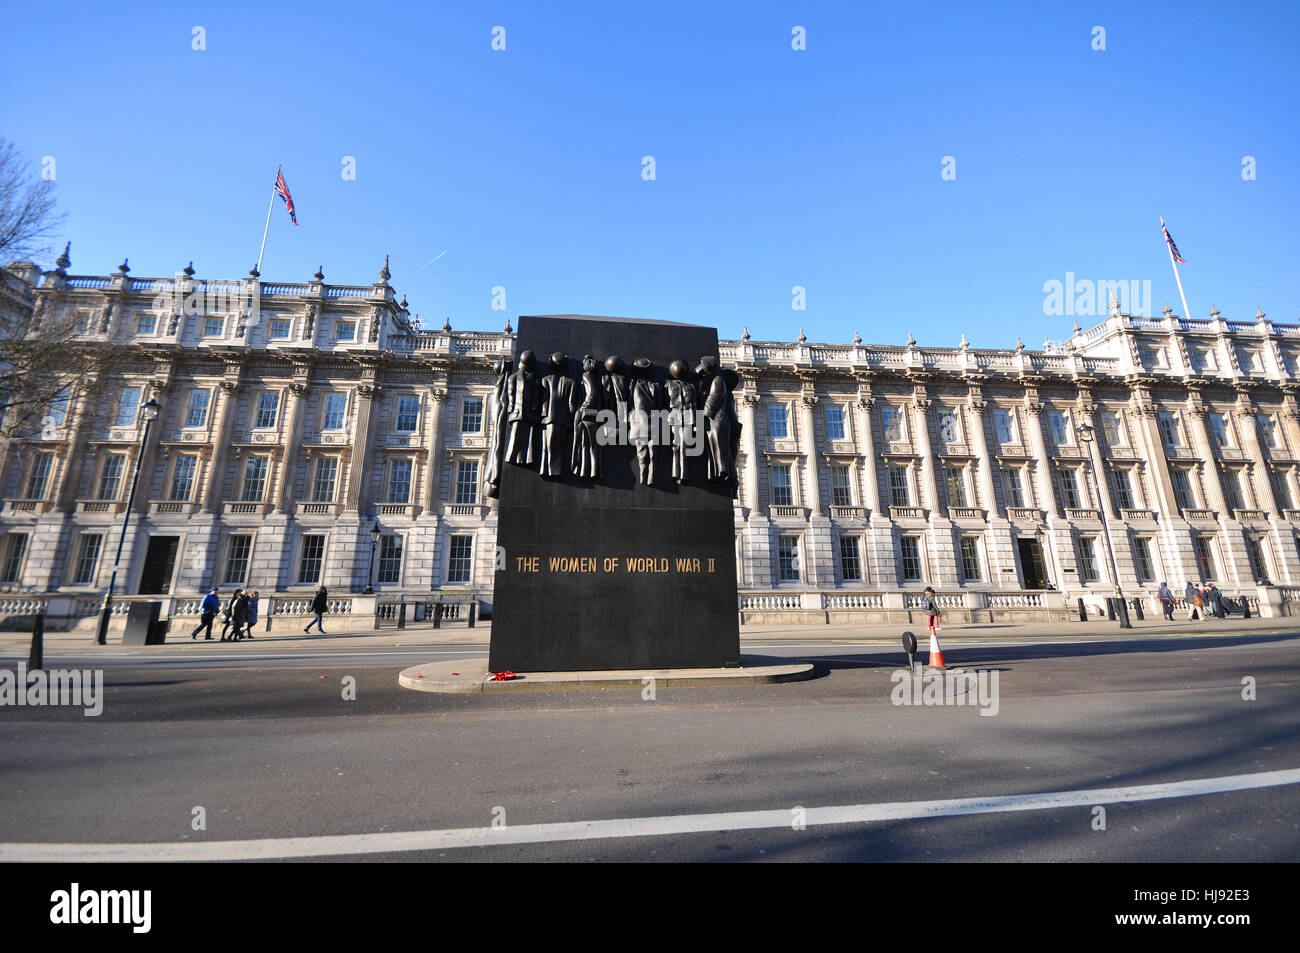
[{"xmin": 4, "ymin": 768, "xmax": 1296, "ymax": 862}]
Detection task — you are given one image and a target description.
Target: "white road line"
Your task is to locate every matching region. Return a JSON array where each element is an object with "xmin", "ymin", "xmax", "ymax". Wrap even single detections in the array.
[{"xmin": 4, "ymin": 768, "xmax": 1296, "ymax": 862}]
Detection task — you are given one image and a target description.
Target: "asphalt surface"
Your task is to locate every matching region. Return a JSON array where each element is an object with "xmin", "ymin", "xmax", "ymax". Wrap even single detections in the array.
[{"xmin": 1, "ymin": 631, "xmax": 1298, "ymax": 862}]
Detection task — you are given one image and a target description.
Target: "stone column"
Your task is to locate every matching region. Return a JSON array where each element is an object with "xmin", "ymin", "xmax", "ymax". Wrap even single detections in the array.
[
  {"xmin": 273, "ymin": 381, "xmax": 309, "ymax": 513},
  {"xmin": 1236, "ymin": 398, "xmax": 1278, "ymax": 514},
  {"xmin": 419, "ymin": 386, "xmax": 448, "ymax": 516},
  {"xmin": 202, "ymin": 377, "xmax": 241, "ymax": 513},
  {"xmin": 738, "ymin": 392, "xmax": 761, "ymax": 515},
  {"xmin": 967, "ymin": 387, "xmax": 1009, "ymax": 585},
  {"xmin": 344, "ymin": 381, "xmax": 379, "ymax": 513},
  {"xmin": 1023, "ymin": 386, "xmax": 1073, "ymax": 591},
  {"xmin": 1185, "ymin": 405, "xmax": 1229, "ymax": 516},
  {"xmin": 911, "ymin": 389, "xmax": 940, "ymax": 515},
  {"xmin": 799, "ymin": 393, "xmax": 822, "ymax": 517}
]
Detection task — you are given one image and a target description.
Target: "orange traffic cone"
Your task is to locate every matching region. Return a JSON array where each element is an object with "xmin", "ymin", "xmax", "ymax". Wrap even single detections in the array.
[{"xmin": 928, "ymin": 630, "xmax": 946, "ymax": 668}]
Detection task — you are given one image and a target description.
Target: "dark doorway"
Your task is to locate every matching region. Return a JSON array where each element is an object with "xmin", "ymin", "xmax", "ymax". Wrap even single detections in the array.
[
  {"xmin": 138, "ymin": 536, "xmax": 179, "ymax": 594},
  {"xmin": 1017, "ymin": 538, "xmax": 1048, "ymax": 589}
]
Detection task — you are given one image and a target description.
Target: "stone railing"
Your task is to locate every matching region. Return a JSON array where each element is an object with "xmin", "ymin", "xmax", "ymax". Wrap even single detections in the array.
[{"xmin": 737, "ymin": 589, "xmax": 1072, "ymax": 622}]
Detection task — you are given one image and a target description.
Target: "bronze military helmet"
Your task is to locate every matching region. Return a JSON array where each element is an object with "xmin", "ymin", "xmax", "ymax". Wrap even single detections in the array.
[{"xmin": 669, "ymin": 359, "xmax": 689, "ymax": 379}]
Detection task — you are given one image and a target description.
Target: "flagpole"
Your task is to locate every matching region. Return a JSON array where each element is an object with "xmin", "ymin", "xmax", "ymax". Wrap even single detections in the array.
[
  {"xmin": 1161, "ymin": 216, "xmax": 1192, "ymax": 321},
  {"xmin": 256, "ymin": 170, "xmax": 277, "ymax": 273}
]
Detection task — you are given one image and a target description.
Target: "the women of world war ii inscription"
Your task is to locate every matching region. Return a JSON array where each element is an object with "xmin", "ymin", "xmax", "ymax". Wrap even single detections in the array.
[{"xmin": 487, "ymin": 314, "xmax": 742, "ymax": 672}]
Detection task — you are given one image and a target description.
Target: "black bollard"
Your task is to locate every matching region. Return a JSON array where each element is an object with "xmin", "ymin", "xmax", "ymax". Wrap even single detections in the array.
[
  {"xmin": 266, "ymin": 598, "xmax": 274, "ymax": 632},
  {"xmin": 433, "ymin": 602, "xmax": 442, "ymax": 629},
  {"xmin": 1077, "ymin": 598, "xmax": 1088, "ymax": 622},
  {"xmin": 1243, "ymin": 598, "xmax": 1251, "ymax": 619},
  {"xmin": 398, "ymin": 601, "xmax": 407, "ymax": 629},
  {"xmin": 1131, "ymin": 598, "xmax": 1144, "ymax": 621},
  {"xmin": 901, "ymin": 630, "xmax": 917, "ymax": 673},
  {"xmin": 28, "ymin": 612, "xmax": 44, "ymax": 670},
  {"xmin": 468, "ymin": 602, "xmax": 477, "ymax": 628}
]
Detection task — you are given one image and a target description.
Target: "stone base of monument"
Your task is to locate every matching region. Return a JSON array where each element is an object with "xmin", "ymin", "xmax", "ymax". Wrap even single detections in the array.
[{"xmin": 398, "ymin": 657, "xmax": 817, "ymax": 694}]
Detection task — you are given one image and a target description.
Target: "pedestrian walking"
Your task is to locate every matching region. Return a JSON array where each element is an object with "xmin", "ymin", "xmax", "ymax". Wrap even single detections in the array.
[
  {"xmin": 229, "ymin": 590, "xmax": 250, "ymax": 641},
  {"xmin": 1157, "ymin": 582, "xmax": 1175, "ymax": 622},
  {"xmin": 304, "ymin": 586, "xmax": 329, "ymax": 635},
  {"xmin": 1197, "ymin": 584, "xmax": 1212, "ymax": 622},
  {"xmin": 220, "ymin": 589, "xmax": 244, "ymax": 641},
  {"xmin": 1208, "ymin": 583, "xmax": 1225, "ymax": 620},
  {"xmin": 242, "ymin": 591, "xmax": 259, "ymax": 639},
  {"xmin": 190, "ymin": 588, "xmax": 221, "ymax": 640},
  {"xmin": 1183, "ymin": 581, "xmax": 1200, "ymax": 621}
]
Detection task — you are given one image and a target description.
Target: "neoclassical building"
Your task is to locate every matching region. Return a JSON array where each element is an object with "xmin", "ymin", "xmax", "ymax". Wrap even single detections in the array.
[{"xmin": 3, "ymin": 253, "xmax": 1299, "ymax": 627}]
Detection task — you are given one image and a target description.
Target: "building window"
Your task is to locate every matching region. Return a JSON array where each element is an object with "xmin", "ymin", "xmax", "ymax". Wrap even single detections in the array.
[
  {"xmin": 335, "ymin": 322, "xmax": 357, "ymax": 342},
  {"xmin": 1210, "ymin": 413, "xmax": 1232, "ymax": 448},
  {"xmin": 1003, "ymin": 467, "xmax": 1025, "ymax": 508},
  {"xmin": 455, "ymin": 460, "xmax": 479, "ymax": 505},
  {"xmin": 1133, "ymin": 537, "xmax": 1155, "ymax": 582},
  {"xmin": 768, "ymin": 404, "xmax": 789, "ymax": 439},
  {"xmin": 888, "ymin": 465, "xmax": 910, "ymax": 507},
  {"xmin": 223, "ymin": 535, "xmax": 252, "ymax": 586},
  {"xmin": 136, "ymin": 313, "xmax": 157, "ymax": 335},
  {"xmin": 959, "ymin": 536, "xmax": 981, "ymax": 581},
  {"xmin": 241, "ymin": 457, "xmax": 269, "ymax": 502},
  {"xmin": 254, "ymin": 392, "xmax": 279, "ymax": 429},
  {"xmin": 1111, "ymin": 468, "xmax": 1135, "ymax": 510},
  {"xmin": 97, "ymin": 454, "xmax": 125, "ymax": 500},
  {"xmin": 388, "ymin": 459, "xmax": 413, "ymax": 504},
  {"xmin": 72, "ymin": 534, "xmax": 103, "ymax": 585},
  {"xmin": 1271, "ymin": 469, "xmax": 1294, "ymax": 511},
  {"xmin": 938, "ymin": 407, "xmax": 960, "ymax": 444},
  {"xmin": 46, "ymin": 386, "xmax": 72, "ymax": 428},
  {"xmin": 1193, "ymin": 536, "xmax": 1217, "ymax": 581},
  {"xmin": 945, "ymin": 466, "xmax": 967, "ymax": 508},
  {"xmin": 838, "ymin": 536, "xmax": 861, "ymax": 581},
  {"xmin": 1195, "ymin": 348, "xmax": 1217, "ymax": 372},
  {"xmin": 830, "ymin": 465, "xmax": 853, "ymax": 506},
  {"xmin": 395, "ymin": 395, "xmax": 420, "ymax": 432},
  {"xmin": 1, "ymin": 533, "xmax": 28, "ymax": 584},
  {"xmin": 1170, "ymin": 468, "xmax": 1195, "ymax": 510},
  {"xmin": 1256, "ymin": 414, "xmax": 1279, "ymax": 449},
  {"xmin": 269, "ymin": 319, "xmax": 293, "ymax": 339},
  {"xmin": 1077, "ymin": 536, "xmax": 1100, "ymax": 583},
  {"xmin": 777, "ymin": 535, "xmax": 800, "ymax": 582},
  {"xmin": 1048, "ymin": 410, "xmax": 1071, "ymax": 445},
  {"xmin": 322, "ymin": 392, "xmax": 347, "ymax": 430},
  {"xmin": 771, "ymin": 465, "xmax": 793, "ymax": 506},
  {"xmin": 825, "ymin": 405, "xmax": 846, "ymax": 441},
  {"xmin": 297, "ymin": 535, "xmax": 325, "ymax": 585},
  {"xmin": 1059, "ymin": 467, "xmax": 1082, "ymax": 509},
  {"xmin": 1157, "ymin": 411, "xmax": 1181, "ymax": 448},
  {"xmin": 25, "ymin": 452, "xmax": 54, "ymax": 499},
  {"xmin": 881, "ymin": 406, "xmax": 903, "ymax": 442},
  {"xmin": 184, "ymin": 389, "xmax": 211, "ymax": 428},
  {"xmin": 169, "ymin": 455, "xmax": 198, "ymax": 501},
  {"xmin": 461, "ymin": 397, "xmax": 484, "ymax": 433},
  {"xmin": 899, "ymin": 536, "xmax": 922, "ymax": 582},
  {"xmin": 1100, "ymin": 411, "xmax": 1123, "ymax": 445},
  {"xmin": 202, "ymin": 316, "xmax": 224, "ymax": 337},
  {"xmin": 447, "ymin": 535, "xmax": 473, "ymax": 583},
  {"xmin": 377, "ymin": 535, "xmax": 403, "ymax": 584},
  {"xmin": 1245, "ymin": 536, "xmax": 1270, "ymax": 583},
  {"xmin": 1220, "ymin": 467, "xmax": 1245, "ymax": 512},
  {"xmin": 113, "ymin": 386, "xmax": 142, "ymax": 428},
  {"xmin": 993, "ymin": 409, "xmax": 1016, "ymax": 444},
  {"xmin": 312, "ymin": 458, "xmax": 339, "ymax": 502}
]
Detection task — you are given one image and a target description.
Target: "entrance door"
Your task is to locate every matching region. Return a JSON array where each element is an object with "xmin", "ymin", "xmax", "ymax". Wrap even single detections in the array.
[
  {"xmin": 138, "ymin": 536, "xmax": 179, "ymax": 594},
  {"xmin": 1017, "ymin": 538, "xmax": 1048, "ymax": 589}
]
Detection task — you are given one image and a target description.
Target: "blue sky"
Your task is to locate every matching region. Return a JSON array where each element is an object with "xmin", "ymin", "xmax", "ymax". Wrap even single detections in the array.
[{"xmin": 2, "ymin": 1, "xmax": 1297, "ymax": 347}]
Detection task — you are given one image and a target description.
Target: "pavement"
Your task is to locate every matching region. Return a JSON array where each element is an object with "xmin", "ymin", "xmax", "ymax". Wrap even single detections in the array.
[{"xmin": 1, "ymin": 611, "xmax": 1288, "ymax": 657}]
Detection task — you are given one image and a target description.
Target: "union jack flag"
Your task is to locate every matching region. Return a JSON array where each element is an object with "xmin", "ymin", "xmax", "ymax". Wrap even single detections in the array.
[
  {"xmin": 1163, "ymin": 220, "xmax": 1184, "ymax": 263},
  {"xmin": 274, "ymin": 166, "xmax": 298, "ymax": 226}
]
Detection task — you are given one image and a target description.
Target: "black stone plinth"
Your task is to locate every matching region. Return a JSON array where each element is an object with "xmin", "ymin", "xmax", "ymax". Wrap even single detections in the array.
[{"xmin": 488, "ymin": 315, "xmax": 741, "ymax": 672}]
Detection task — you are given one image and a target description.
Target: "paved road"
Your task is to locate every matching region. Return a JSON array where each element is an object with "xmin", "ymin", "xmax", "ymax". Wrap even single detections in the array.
[{"xmin": 1, "ymin": 630, "xmax": 1297, "ymax": 861}]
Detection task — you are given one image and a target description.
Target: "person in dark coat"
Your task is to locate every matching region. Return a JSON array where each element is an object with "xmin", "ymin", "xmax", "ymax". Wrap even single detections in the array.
[
  {"xmin": 1208, "ymin": 583, "xmax": 1225, "ymax": 619},
  {"xmin": 241, "ymin": 591, "xmax": 259, "ymax": 639},
  {"xmin": 1156, "ymin": 582, "xmax": 1175, "ymax": 622},
  {"xmin": 191, "ymin": 588, "xmax": 221, "ymax": 640},
  {"xmin": 304, "ymin": 587, "xmax": 329, "ymax": 635},
  {"xmin": 220, "ymin": 589, "xmax": 244, "ymax": 641},
  {"xmin": 228, "ymin": 590, "xmax": 250, "ymax": 641}
]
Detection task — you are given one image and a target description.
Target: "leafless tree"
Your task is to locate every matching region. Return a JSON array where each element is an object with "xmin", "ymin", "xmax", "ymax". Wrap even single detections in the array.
[{"xmin": 0, "ymin": 138, "xmax": 65, "ymax": 264}]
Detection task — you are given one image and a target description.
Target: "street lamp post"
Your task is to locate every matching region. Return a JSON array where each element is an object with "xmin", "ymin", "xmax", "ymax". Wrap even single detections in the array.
[
  {"xmin": 1076, "ymin": 422, "xmax": 1132, "ymax": 629},
  {"xmin": 364, "ymin": 525, "xmax": 380, "ymax": 594},
  {"xmin": 96, "ymin": 397, "xmax": 162, "ymax": 646}
]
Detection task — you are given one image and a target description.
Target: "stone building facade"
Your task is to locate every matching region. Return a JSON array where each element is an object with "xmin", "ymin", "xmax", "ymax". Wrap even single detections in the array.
[{"xmin": 3, "ymin": 255, "xmax": 1300, "ymax": 626}]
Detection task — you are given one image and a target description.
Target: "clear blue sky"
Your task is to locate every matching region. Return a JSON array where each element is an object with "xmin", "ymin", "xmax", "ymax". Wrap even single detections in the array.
[{"xmin": 3, "ymin": 1, "xmax": 1296, "ymax": 347}]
